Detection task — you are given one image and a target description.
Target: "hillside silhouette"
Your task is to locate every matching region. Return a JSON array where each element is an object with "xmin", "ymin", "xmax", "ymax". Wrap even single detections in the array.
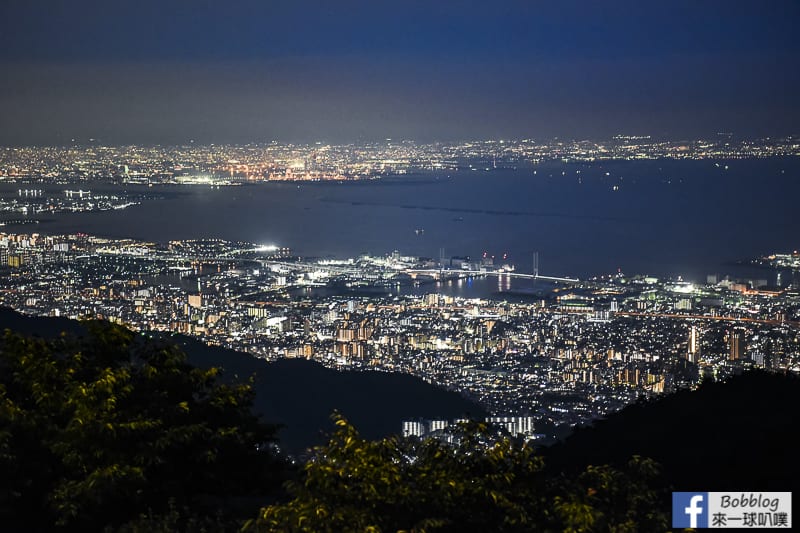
[
  {"xmin": 0, "ymin": 307, "xmax": 484, "ymax": 452},
  {"xmin": 3, "ymin": 307, "xmax": 798, "ymax": 531},
  {"xmin": 544, "ymin": 370, "xmax": 800, "ymax": 491},
  {"xmin": 173, "ymin": 333, "xmax": 485, "ymax": 452}
]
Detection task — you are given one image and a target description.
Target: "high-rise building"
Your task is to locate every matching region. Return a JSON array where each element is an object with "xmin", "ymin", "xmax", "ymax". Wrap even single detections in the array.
[
  {"xmin": 402, "ymin": 421, "xmax": 426, "ymax": 438},
  {"xmin": 729, "ymin": 330, "xmax": 742, "ymax": 361},
  {"xmin": 8, "ymin": 254, "xmax": 24, "ymax": 268},
  {"xmin": 428, "ymin": 420, "xmax": 449, "ymax": 432},
  {"xmin": 188, "ymin": 294, "xmax": 203, "ymax": 309},
  {"xmin": 687, "ymin": 325, "xmax": 700, "ymax": 364}
]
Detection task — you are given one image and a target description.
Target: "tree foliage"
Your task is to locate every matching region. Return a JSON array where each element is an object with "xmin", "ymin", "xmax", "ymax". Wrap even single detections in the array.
[
  {"xmin": 0, "ymin": 322, "xmax": 285, "ymax": 531},
  {"xmin": 0, "ymin": 319, "xmax": 673, "ymax": 532},
  {"xmin": 249, "ymin": 415, "xmax": 668, "ymax": 532}
]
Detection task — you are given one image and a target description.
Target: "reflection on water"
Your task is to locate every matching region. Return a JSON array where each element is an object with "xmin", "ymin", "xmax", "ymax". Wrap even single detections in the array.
[{"xmin": 287, "ymin": 275, "xmax": 557, "ymax": 302}]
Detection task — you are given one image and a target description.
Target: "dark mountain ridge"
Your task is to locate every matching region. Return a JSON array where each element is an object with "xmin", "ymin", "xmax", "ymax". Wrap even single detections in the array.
[
  {"xmin": 0, "ymin": 307, "xmax": 484, "ymax": 452},
  {"xmin": 544, "ymin": 370, "xmax": 800, "ymax": 491},
  {"xmin": 3, "ymin": 306, "xmax": 798, "ymax": 491}
]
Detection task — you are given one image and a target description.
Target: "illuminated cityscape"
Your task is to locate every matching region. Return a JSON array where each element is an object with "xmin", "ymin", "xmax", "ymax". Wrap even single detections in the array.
[
  {"xmin": 1, "ymin": 135, "xmax": 799, "ymax": 443},
  {"xmin": 1, "ymin": 1, "xmax": 799, "ymax": 529},
  {"xmin": 1, "ymin": 136, "xmax": 798, "ymax": 185},
  {"xmin": 1, "ymin": 228, "xmax": 798, "ymax": 439}
]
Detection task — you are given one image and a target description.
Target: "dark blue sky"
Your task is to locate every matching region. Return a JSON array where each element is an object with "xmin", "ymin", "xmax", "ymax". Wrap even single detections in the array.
[{"xmin": 1, "ymin": 0, "xmax": 798, "ymax": 144}]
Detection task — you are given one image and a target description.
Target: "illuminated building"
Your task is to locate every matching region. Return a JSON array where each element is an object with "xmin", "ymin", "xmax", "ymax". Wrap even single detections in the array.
[
  {"xmin": 729, "ymin": 329, "xmax": 742, "ymax": 361},
  {"xmin": 687, "ymin": 325, "xmax": 700, "ymax": 364}
]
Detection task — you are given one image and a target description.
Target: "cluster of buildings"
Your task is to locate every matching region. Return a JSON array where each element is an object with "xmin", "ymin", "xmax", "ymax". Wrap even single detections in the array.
[
  {"xmin": 402, "ymin": 416, "xmax": 539, "ymax": 441},
  {"xmin": 0, "ymin": 188, "xmax": 148, "ymax": 218},
  {"xmin": 1, "ymin": 231, "xmax": 798, "ymax": 440},
  {"xmin": 1, "ymin": 135, "xmax": 797, "ymax": 185}
]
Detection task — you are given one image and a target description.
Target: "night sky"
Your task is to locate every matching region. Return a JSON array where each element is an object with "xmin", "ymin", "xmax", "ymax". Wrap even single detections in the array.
[{"xmin": 1, "ymin": 0, "xmax": 798, "ymax": 145}]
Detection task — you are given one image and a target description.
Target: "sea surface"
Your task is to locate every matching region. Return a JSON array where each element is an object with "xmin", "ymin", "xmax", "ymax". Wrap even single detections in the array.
[{"xmin": 3, "ymin": 157, "xmax": 799, "ymax": 288}]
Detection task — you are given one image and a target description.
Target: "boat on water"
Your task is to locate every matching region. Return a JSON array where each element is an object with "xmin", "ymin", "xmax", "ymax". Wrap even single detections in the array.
[{"xmin": 415, "ymin": 228, "xmax": 425, "ymax": 235}]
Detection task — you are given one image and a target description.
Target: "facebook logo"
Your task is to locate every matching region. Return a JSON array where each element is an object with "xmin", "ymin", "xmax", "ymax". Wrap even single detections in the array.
[{"xmin": 673, "ymin": 492, "xmax": 709, "ymax": 528}]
